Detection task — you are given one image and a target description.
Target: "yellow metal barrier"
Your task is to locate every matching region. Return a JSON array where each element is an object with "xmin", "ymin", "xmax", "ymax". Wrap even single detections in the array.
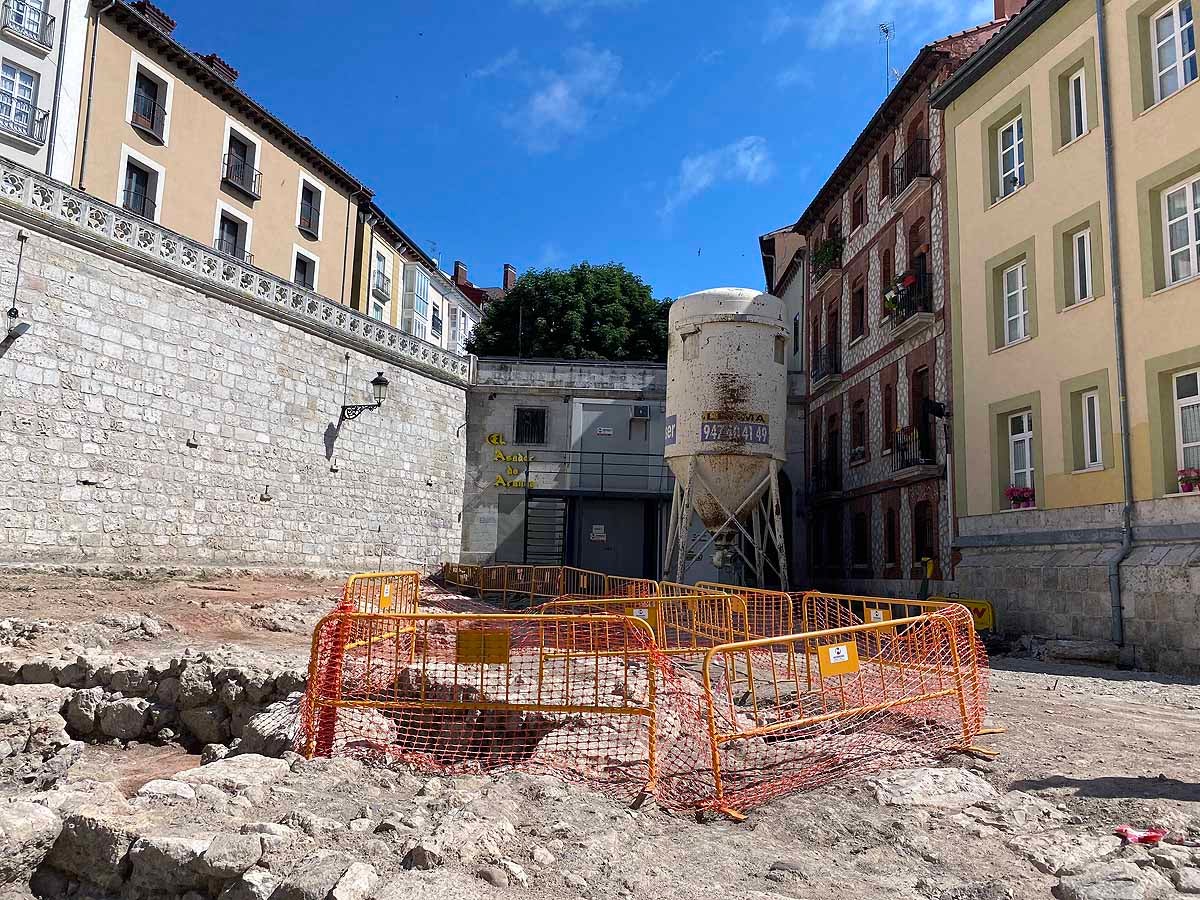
[
  {"xmin": 441, "ymin": 563, "xmax": 481, "ymax": 593},
  {"xmin": 695, "ymin": 581, "xmax": 795, "ymax": 640},
  {"xmin": 604, "ymin": 575, "xmax": 660, "ymax": 598},
  {"xmin": 342, "ymin": 571, "xmax": 421, "ymax": 614},
  {"xmin": 929, "ymin": 595, "xmax": 995, "ymax": 631}
]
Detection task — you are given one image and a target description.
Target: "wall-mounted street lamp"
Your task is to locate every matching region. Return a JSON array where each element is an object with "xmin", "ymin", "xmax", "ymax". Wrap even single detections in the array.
[
  {"xmin": 340, "ymin": 371, "xmax": 389, "ymax": 421},
  {"xmin": 7, "ymin": 230, "xmax": 29, "ymax": 337}
]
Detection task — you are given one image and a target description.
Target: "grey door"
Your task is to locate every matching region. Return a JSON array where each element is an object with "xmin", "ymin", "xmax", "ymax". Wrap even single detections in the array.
[
  {"xmin": 575, "ymin": 499, "xmax": 645, "ymax": 577},
  {"xmin": 576, "ymin": 402, "xmax": 664, "ymax": 492}
]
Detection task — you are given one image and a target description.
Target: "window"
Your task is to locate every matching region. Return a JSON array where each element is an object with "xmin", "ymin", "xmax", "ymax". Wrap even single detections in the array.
[
  {"xmin": 1174, "ymin": 369, "xmax": 1200, "ymax": 484},
  {"xmin": 997, "ymin": 115, "xmax": 1025, "ymax": 198},
  {"xmin": 1003, "ymin": 261, "xmax": 1029, "ymax": 344},
  {"xmin": 1153, "ymin": 0, "xmax": 1197, "ymax": 103},
  {"xmin": 0, "ymin": 60, "xmax": 38, "ymax": 141},
  {"xmin": 406, "ymin": 268, "xmax": 430, "ymax": 318},
  {"xmin": 912, "ymin": 500, "xmax": 936, "ymax": 570},
  {"xmin": 216, "ymin": 214, "xmax": 248, "ymax": 261},
  {"xmin": 3, "ymin": 0, "xmax": 51, "ymax": 47},
  {"xmin": 122, "ymin": 159, "xmax": 154, "ymax": 219},
  {"xmin": 851, "ymin": 512, "xmax": 870, "ymax": 570},
  {"xmin": 850, "ymin": 282, "xmax": 865, "ymax": 340},
  {"xmin": 792, "ymin": 314, "xmax": 800, "ymax": 357},
  {"xmin": 1072, "ymin": 227, "xmax": 1093, "ymax": 302},
  {"xmin": 222, "ymin": 125, "xmax": 260, "ymax": 198},
  {"xmin": 130, "ymin": 67, "xmax": 166, "ymax": 141},
  {"xmin": 514, "ymin": 407, "xmax": 547, "ymax": 445},
  {"xmin": 883, "ymin": 382, "xmax": 896, "ymax": 451},
  {"xmin": 851, "ymin": 399, "xmax": 866, "ymax": 460},
  {"xmin": 880, "ymin": 152, "xmax": 892, "ymax": 199},
  {"xmin": 1082, "ymin": 389, "xmax": 1103, "ymax": 469},
  {"xmin": 372, "ymin": 249, "xmax": 392, "ymax": 303},
  {"xmin": 880, "ymin": 247, "xmax": 894, "ymax": 303},
  {"xmin": 1164, "ymin": 175, "xmax": 1200, "ymax": 284},
  {"xmin": 293, "ymin": 253, "xmax": 314, "ymax": 290},
  {"xmin": 851, "ymin": 188, "xmax": 865, "ymax": 231},
  {"xmin": 884, "ymin": 508, "xmax": 899, "ymax": 567},
  {"xmin": 1009, "ymin": 410, "xmax": 1035, "ymax": 489},
  {"xmin": 1067, "ymin": 69, "xmax": 1087, "ymax": 141},
  {"xmin": 298, "ymin": 181, "xmax": 321, "ymax": 238},
  {"xmin": 431, "ymin": 302, "xmax": 442, "ymax": 339}
]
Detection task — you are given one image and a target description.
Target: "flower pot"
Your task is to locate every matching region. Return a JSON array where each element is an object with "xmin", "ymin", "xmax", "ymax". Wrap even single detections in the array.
[
  {"xmin": 1011, "ymin": 500, "xmax": 1022, "ymax": 510},
  {"xmin": 1184, "ymin": 482, "xmax": 1195, "ymax": 493},
  {"xmin": 1023, "ymin": 499, "xmax": 1034, "ymax": 508}
]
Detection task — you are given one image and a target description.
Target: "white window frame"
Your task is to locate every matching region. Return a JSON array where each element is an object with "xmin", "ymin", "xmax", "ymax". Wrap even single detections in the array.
[
  {"xmin": 294, "ymin": 172, "xmax": 326, "ymax": 241},
  {"xmin": 1009, "ymin": 410, "xmax": 1035, "ymax": 490},
  {"xmin": 1072, "ymin": 227, "xmax": 1093, "ymax": 303},
  {"xmin": 997, "ymin": 114, "xmax": 1025, "ymax": 199},
  {"xmin": 291, "ymin": 244, "xmax": 319, "ymax": 291},
  {"xmin": 221, "ymin": 116, "xmax": 261, "ymax": 174},
  {"xmin": 1163, "ymin": 174, "xmax": 1200, "ymax": 286},
  {"xmin": 1002, "ymin": 260, "xmax": 1029, "ymax": 345},
  {"xmin": 1081, "ymin": 389, "xmax": 1103, "ymax": 470},
  {"xmin": 115, "ymin": 144, "xmax": 165, "ymax": 223},
  {"xmin": 1174, "ymin": 368, "xmax": 1200, "ymax": 483},
  {"xmin": 1068, "ymin": 68, "xmax": 1087, "ymax": 141},
  {"xmin": 211, "ymin": 200, "xmax": 253, "ymax": 259},
  {"xmin": 124, "ymin": 50, "xmax": 174, "ymax": 146},
  {"xmin": 1152, "ymin": 0, "xmax": 1198, "ymax": 104}
]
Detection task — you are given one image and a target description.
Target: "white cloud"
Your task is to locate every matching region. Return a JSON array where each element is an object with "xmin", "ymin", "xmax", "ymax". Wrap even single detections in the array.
[
  {"xmin": 765, "ymin": 0, "xmax": 993, "ymax": 46},
  {"xmin": 512, "ymin": 46, "xmax": 623, "ymax": 152},
  {"xmin": 775, "ymin": 63, "xmax": 811, "ymax": 88},
  {"xmin": 473, "ymin": 49, "xmax": 521, "ymax": 79},
  {"xmin": 537, "ymin": 241, "xmax": 565, "ymax": 267},
  {"xmin": 661, "ymin": 136, "xmax": 775, "ymax": 216},
  {"xmin": 515, "ymin": 0, "xmax": 642, "ymax": 27}
]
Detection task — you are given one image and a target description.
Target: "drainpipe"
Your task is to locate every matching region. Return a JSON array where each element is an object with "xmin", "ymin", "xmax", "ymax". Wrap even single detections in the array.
[
  {"xmin": 44, "ymin": 0, "xmax": 72, "ymax": 177},
  {"xmin": 1096, "ymin": 0, "xmax": 1133, "ymax": 648},
  {"xmin": 78, "ymin": 0, "xmax": 117, "ymax": 191}
]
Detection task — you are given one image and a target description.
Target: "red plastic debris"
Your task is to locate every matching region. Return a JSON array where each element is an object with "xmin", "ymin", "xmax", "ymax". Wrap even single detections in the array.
[{"xmin": 1114, "ymin": 825, "xmax": 1169, "ymax": 845}]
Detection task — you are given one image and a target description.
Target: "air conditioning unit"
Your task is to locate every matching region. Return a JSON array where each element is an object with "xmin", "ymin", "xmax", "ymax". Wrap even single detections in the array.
[{"xmin": 631, "ymin": 404, "xmax": 651, "ymax": 420}]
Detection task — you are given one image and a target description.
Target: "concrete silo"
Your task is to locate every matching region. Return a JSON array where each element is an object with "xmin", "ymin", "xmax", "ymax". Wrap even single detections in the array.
[{"xmin": 663, "ymin": 287, "xmax": 789, "ymax": 587}]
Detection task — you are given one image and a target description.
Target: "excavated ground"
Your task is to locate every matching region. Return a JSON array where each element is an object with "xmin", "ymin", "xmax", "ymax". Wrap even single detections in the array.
[{"xmin": 1, "ymin": 570, "xmax": 1199, "ymax": 900}]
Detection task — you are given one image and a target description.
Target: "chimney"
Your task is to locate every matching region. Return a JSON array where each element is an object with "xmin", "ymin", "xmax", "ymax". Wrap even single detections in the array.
[
  {"xmin": 453, "ymin": 261, "xmax": 469, "ymax": 287},
  {"xmin": 503, "ymin": 264, "xmax": 517, "ymax": 292},
  {"xmin": 200, "ymin": 53, "xmax": 239, "ymax": 83},
  {"xmin": 994, "ymin": 0, "xmax": 1030, "ymax": 18},
  {"xmin": 132, "ymin": 1, "xmax": 176, "ymax": 34}
]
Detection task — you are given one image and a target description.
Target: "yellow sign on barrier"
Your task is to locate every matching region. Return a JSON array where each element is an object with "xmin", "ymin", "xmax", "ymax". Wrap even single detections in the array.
[
  {"xmin": 456, "ymin": 628, "xmax": 511, "ymax": 665},
  {"xmin": 817, "ymin": 641, "xmax": 860, "ymax": 677},
  {"xmin": 931, "ymin": 597, "xmax": 995, "ymax": 631}
]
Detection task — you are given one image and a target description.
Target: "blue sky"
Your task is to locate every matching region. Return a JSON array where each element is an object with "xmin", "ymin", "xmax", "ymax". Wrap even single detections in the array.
[{"xmin": 169, "ymin": 0, "xmax": 993, "ymax": 299}]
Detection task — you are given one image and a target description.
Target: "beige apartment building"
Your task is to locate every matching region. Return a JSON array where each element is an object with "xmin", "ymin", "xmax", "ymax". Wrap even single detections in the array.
[
  {"xmin": 71, "ymin": 0, "xmax": 370, "ymax": 306},
  {"xmin": 933, "ymin": 0, "xmax": 1200, "ymax": 670}
]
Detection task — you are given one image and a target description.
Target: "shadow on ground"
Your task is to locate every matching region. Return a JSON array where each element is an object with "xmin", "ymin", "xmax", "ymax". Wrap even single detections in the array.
[{"xmin": 1010, "ymin": 774, "xmax": 1200, "ymax": 802}]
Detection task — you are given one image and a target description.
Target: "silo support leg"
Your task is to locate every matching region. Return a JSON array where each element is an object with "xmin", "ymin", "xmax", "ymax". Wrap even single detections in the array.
[
  {"xmin": 769, "ymin": 460, "xmax": 789, "ymax": 591},
  {"xmin": 663, "ymin": 481, "xmax": 681, "ymax": 578},
  {"xmin": 675, "ymin": 459, "xmax": 695, "ymax": 584}
]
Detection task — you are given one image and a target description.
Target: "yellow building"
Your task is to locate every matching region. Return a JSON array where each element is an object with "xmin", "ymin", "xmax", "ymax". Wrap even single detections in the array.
[
  {"xmin": 72, "ymin": 0, "xmax": 370, "ymax": 306},
  {"xmin": 934, "ymin": 0, "xmax": 1200, "ymax": 670}
]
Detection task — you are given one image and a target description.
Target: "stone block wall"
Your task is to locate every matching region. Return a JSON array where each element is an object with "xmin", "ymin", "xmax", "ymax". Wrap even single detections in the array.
[{"xmin": 0, "ymin": 217, "xmax": 466, "ymax": 572}]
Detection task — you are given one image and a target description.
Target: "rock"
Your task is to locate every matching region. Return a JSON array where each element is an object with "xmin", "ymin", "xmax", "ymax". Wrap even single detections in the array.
[
  {"xmin": 197, "ymin": 833, "xmax": 263, "ymax": 879},
  {"xmin": 1148, "ymin": 844, "xmax": 1192, "ymax": 870},
  {"xmin": 1008, "ymin": 829, "xmax": 1123, "ymax": 876},
  {"xmin": 1057, "ymin": 860, "xmax": 1174, "ymax": 900},
  {"xmin": 532, "ymin": 845, "xmax": 556, "ymax": 866},
  {"xmin": 218, "ymin": 866, "xmax": 278, "ymax": 900},
  {"xmin": 348, "ymin": 818, "xmax": 374, "ymax": 833},
  {"xmin": 242, "ymin": 670, "xmax": 275, "ymax": 705},
  {"xmin": 126, "ymin": 832, "xmax": 213, "ymax": 894},
  {"xmin": 55, "ymin": 660, "xmax": 88, "ymax": 688},
  {"xmin": 1174, "ymin": 869, "xmax": 1200, "ymax": 894},
  {"xmin": 275, "ymin": 670, "xmax": 307, "ymax": 696},
  {"xmin": 563, "ymin": 871, "xmax": 587, "ymax": 890},
  {"xmin": 98, "ymin": 697, "xmax": 150, "ymax": 741},
  {"xmin": 961, "ymin": 791, "xmax": 1069, "ymax": 833},
  {"xmin": 270, "ymin": 849, "xmax": 354, "ymax": 900},
  {"xmin": 331, "ymin": 861, "xmax": 378, "ymax": 900},
  {"xmin": 18, "ymin": 661, "xmax": 55, "ymax": 684},
  {"xmin": 176, "ymin": 754, "xmax": 289, "ymax": 794},
  {"xmin": 477, "ymin": 866, "xmax": 509, "ymax": 888},
  {"xmin": 180, "ymin": 704, "xmax": 231, "ymax": 745},
  {"xmin": 281, "ymin": 811, "xmax": 343, "ymax": 836},
  {"xmin": 33, "ymin": 780, "xmax": 131, "ymax": 815},
  {"xmin": 769, "ymin": 860, "xmax": 806, "ymax": 876},
  {"xmin": 178, "ymin": 666, "xmax": 216, "ymax": 708},
  {"xmin": 403, "ymin": 843, "xmax": 443, "ymax": 870},
  {"xmin": 1043, "ymin": 640, "xmax": 1121, "ymax": 665},
  {"xmin": 0, "ymin": 801, "xmax": 62, "ymax": 887},
  {"xmin": 196, "ymin": 783, "xmax": 229, "ymax": 805},
  {"xmin": 136, "ymin": 779, "xmax": 197, "ymax": 802},
  {"xmin": 871, "ymin": 768, "xmax": 999, "ymax": 809},
  {"xmin": 241, "ymin": 822, "xmax": 294, "ymax": 838},
  {"xmin": 238, "ymin": 695, "xmax": 301, "ymax": 757},
  {"xmin": 109, "ymin": 666, "xmax": 155, "ymax": 697},
  {"xmin": 46, "ymin": 809, "xmax": 139, "ymax": 889},
  {"xmin": 202, "ymin": 743, "xmax": 230, "ymax": 764},
  {"xmin": 157, "ymin": 676, "xmax": 181, "ymax": 705},
  {"xmin": 501, "ymin": 859, "xmax": 528, "ymax": 886}
]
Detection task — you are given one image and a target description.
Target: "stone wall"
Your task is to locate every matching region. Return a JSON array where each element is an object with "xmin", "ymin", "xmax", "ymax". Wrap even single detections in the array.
[{"xmin": 0, "ymin": 215, "xmax": 466, "ymax": 572}]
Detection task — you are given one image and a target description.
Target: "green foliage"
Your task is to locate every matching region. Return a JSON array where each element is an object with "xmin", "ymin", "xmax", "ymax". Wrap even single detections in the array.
[{"xmin": 465, "ymin": 262, "xmax": 670, "ymax": 362}]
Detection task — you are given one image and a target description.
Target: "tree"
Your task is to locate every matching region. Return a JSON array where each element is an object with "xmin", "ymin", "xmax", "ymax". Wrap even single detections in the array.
[{"xmin": 465, "ymin": 262, "xmax": 670, "ymax": 362}]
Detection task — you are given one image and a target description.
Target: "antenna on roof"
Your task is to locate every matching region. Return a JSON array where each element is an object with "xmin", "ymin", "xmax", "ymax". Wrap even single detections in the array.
[{"xmin": 879, "ymin": 22, "xmax": 895, "ymax": 97}]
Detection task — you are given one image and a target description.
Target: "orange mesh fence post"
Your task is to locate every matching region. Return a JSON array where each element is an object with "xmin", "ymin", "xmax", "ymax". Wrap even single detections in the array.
[
  {"xmin": 605, "ymin": 576, "xmax": 659, "ymax": 598},
  {"xmin": 343, "ymin": 572, "xmax": 421, "ymax": 614},
  {"xmin": 694, "ymin": 581, "xmax": 795, "ymax": 640}
]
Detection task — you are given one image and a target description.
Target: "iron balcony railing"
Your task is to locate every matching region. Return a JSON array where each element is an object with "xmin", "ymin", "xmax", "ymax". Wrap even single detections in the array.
[
  {"xmin": 811, "ymin": 453, "xmax": 842, "ymax": 495},
  {"xmin": 518, "ymin": 450, "xmax": 675, "ymax": 495},
  {"xmin": 2, "ymin": 0, "xmax": 54, "ymax": 48},
  {"xmin": 372, "ymin": 270, "xmax": 392, "ymax": 300},
  {"xmin": 121, "ymin": 188, "xmax": 155, "ymax": 220},
  {"xmin": 888, "ymin": 271, "xmax": 933, "ymax": 327},
  {"xmin": 811, "ymin": 235, "xmax": 844, "ymax": 283},
  {"xmin": 0, "ymin": 93, "xmax": 47, "ymax": 144},
  {"xmin": 298, "ymin": 200, "xmax": 320, "ymax": 237},
  {"xmin": 130, "ymin": 90, "xmax": 166, "ymax": 141},
  {"xmin": 892, "ymin": 138, "xmax": 931, "ymax": 197},
  {"xmin": 222, "ymin": 154, "xmax": 262, "ymax": 199},
  {"xmin": 213, "ymin": 236, "xmax": 253, "ymax": 265},
  {"xmin": 891, "ymin": 424, "xmax": 935, "ymax": 472},
  {"xmin": 295, "ymin": 272, "xmax": 314, "ymax": 290},
  {"xmin": 811, "ymin": 343, "xmax": 841, "ymax": 383}
]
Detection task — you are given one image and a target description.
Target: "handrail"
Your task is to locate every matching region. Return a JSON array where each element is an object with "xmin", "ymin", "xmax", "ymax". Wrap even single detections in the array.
[{"xmin": 1, "ymin": 1, "xmax": 55, "ymax": 48}]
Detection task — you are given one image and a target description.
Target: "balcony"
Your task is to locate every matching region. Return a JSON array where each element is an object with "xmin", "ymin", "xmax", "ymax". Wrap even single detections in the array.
[
  {"xmin": 222, "ymin": 154, "xmax": 261, "ymax": 200},
  {"xmin": 886, "ymin": 271, "xmax": 935, "ymax": 341},
  {"xmin": 121, "ymin": 188, "xmax": 156, "ymax": 221},
  {"xmin": 298, "ymin": 201, "xmax": 320, "ymax": 238},
  {"xmin": 0, "ymin": 94, "xmax": 47, "ymax": 148},
  {"xmin": 811, "ymin": 236, "xmax": 844, "ymax": 291},
  {"xmin": 810, "ymin": 454, "xmax": 843, "ymax": 500},
  {"xmin": 891, "ymin": 424, "xmax": 941, "ymax": 483},
  {"xmin": 518, "ymin": 450, "xmax": 675, "ymax": 495},
  {"xmin": 372, "ymin": 270, "xmax": 392, "ymax": 301},
  {"xmin": 130, "ymin": 91, "xmax": 166, "ymax": 142},
  {"xmin": 1, "ymin": 1, "xmax": 54, "ymax": 52},
  {"xmin": 891, "ymin": 138, "xmax": 931, "ymax": 208},
  {"xmin": 811, "ymin": 343, "xmax": 842, "ymax": 392},
  {"xmin": 213, "ymin": 236, "xmax": 253, "ymax": 265}
]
